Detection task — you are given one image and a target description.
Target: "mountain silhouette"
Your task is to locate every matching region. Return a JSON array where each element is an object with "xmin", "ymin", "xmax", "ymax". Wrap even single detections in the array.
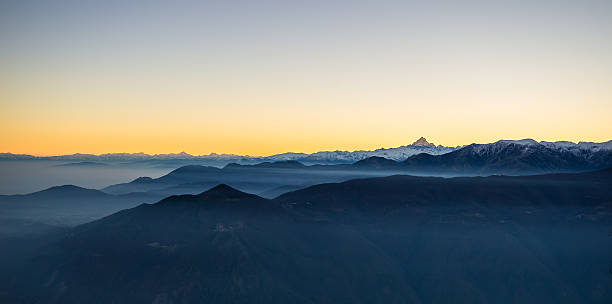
[
  {"xmin": 25, "ymin": 185, "xmax": 112, "ymax": 199},
  {"xmin": 199, "ymin": 183, "xmax": 255, "ymax": 198},
  {"xmin": 411, "ymin": 136, "xmax": 436, "ymax": 147},
  {"xmin": 0, "ymin": 185, "xmax": 163, "ymax": 228},
  {"xmin": 101, "ymin": 140, "xmax": 612, "ymax": 199},
  {"xmin": 9, "ymin": 168, "xmax": 612, "ymax": 303},
  {"xmin": 227, "ymin": 160, "xmax": 307, "ymax": 169},
  {"xmin": 401, "ymin": 140, "xmax": 612, "ymax": 174}
]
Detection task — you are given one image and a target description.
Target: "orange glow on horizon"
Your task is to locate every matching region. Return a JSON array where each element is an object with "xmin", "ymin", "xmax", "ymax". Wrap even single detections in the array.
[{"xmin": 1, "ymin": 1, "xmax": 611, "ymax": 156}]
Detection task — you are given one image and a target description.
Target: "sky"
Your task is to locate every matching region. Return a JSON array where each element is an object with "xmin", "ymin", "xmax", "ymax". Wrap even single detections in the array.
[{"xmin": 1, "ymin": 0, "xmax": 611, "ymax": 156}]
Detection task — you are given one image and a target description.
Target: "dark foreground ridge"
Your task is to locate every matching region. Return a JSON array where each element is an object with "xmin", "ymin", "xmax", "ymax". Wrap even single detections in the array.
[{"xmin": 3, "ymin": 168, "xmax": 612, "ymax": 303}]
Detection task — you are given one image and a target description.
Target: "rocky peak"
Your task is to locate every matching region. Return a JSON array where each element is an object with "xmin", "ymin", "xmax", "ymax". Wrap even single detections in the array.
[{"xmin": 411, "ymin": 137, "xmax": 436, "ymax": 147}]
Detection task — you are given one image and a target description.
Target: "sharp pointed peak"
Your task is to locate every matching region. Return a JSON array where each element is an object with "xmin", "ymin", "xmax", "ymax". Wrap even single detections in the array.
[
  {"xmin": 204, "ymin": 184, "xmax": 237, "ymax": 192},
  {"xmin": 411, "ymin": 137, "xmax": 436, "ymax": 147}
]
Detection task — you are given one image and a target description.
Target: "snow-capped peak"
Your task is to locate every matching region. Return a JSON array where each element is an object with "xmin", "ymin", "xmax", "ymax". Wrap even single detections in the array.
[
  {"xmin": 467, "ymin": 139, "xmax": 612, "ymax": 156},
  {"xmin": 496, "ymin": 139, "xmax": 539, "ymax": 146}
]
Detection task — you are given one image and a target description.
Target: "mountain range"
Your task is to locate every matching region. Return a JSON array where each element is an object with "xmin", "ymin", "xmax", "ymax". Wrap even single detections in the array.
[
  {"xmin": 399, "ymin": 139, "xmax": 612, "ymax": 174},
  {"xmin": 0, "ymin": 185, "xmax": 163, "ymax": 229},
  {"xmin": 5, "ymin": 168, "xmax": 612, "ymax": 303},
  {"xmin": 1, "ymin": 138, "xmax": 611, "ymax": 303},
  {"xmin": 2, "ymin": 138, "xmax": 610, "ymax": 171},
  {"xmin": 0, "ymin": 137, "xmax": 456, "ymax": 164},
  {"xmin": 99, "ymin": 139, "xmax": 612, "ymax": 198},
  {"xmin": 1, "ymin": 137, "xmax": 610, "ymax": 234}
]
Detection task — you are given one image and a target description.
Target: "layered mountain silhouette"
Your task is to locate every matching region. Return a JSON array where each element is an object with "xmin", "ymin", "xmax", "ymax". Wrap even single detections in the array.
[
  {"xmin": 0, "ymin": 185, "xmax": 162, "ymax": 228},
  {"xmin": 5, "ymin": 138, "xmax": 604, "ymax": 233},
  {"xmin": 2, "ymin": 139, "xmax": 611, "ymax": 303},
  {"xmin": 0, "ymin": 137, "xmax": 456, "ymax": 164},
  {"xmin": 101, "ymin": 139, "xmax": 612, "ymax": 198},
  {"xmin": 100, "ymin": 161, "xmax": 385, "ymax": 198},
  {"xmin": 2, "ymin": 139, "xmax": 610, "ymax": 172},
  {"xmin": 7, "ymin": 169, "xmax": 612, "ymax": 303},
  {"xmin": 401, "ymin": 139, "xmax": 612, "ymax": 174}
]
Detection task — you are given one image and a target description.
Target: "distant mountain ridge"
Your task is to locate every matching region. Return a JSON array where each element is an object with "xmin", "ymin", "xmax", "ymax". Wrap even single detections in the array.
[
  {"xmin": 402, "ymin": 139, "xmax": 612, "ymax": 174},
  {"xmin": 2, "ymin": 138, "xmax": 610, "ymax": 166},
  {"xmin": 3, "ymin": 137, "xmax": 609, "ymax": 230},
  {"xmin": 0, "ymin": 137, "xmax": 457, "ymax": 164},
  {"xmin": 0, "ymin": 184, "xmax": 163, "ymax": 227},
  {"xmin": 99, "ymin": 138, "xmax": 612, "ymax": 198}
]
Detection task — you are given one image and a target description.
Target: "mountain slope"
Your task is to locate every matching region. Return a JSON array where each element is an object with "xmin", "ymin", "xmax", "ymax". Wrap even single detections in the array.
[
  {"xmin": 0, "ymin": 137, "xmax": 457, "ymax": 164},
  {"xmin": 401, "ymin": 139, "xmax": 612, "ymax": 175},
  {"xmin": 22, "ymin": 185, "xmax": 419, "ymax": 303},
  {"xmin": 21, "ymin": 185, "xmax": 112, "ymax": 200},
  {"xmin": 100, "ymin": 161, "xmax": 395, "ymax": 197},
  {"xmin": 10, "ymin": 169, "xmax": 612, "ymax": 303},
  {"xmin": 101, "ymin": 139, "xmax": 612, "ymax": 199},
  {"xmin": 0, "ymin": 185, "xmax": 162, "ymax": 227}
]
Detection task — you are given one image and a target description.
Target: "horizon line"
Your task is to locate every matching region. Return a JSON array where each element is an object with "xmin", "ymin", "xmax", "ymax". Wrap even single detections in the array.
[{"xmin": 3, "ymin": 137, "xmax": 611, "ymax": 158}]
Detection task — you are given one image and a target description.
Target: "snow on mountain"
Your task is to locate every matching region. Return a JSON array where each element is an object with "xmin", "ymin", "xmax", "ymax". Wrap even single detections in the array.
[
  {"xmin": 468, "ymin": 139, "xmax": 612, "ymax": 159},
  {"xmin": 492, "ymin": 139, "xmax": 612, "ymax": 152},
  {"xmin": 400, "ymin": 139, "xmax": 612, "ymax": 175},
  {"xmin": 3, "ymin": 138, "xmax": 609, "ymax": 165},
  {"xmin": 497, "ymin": 139, "xmax": 539, "ymax": 146},
  {"xmin": 264, "ymin": 152, "xmax": 309, "ymax": 161},
  {"xmin": 259, "ymin": 138, "xmax": 456, "ymax": 163},
  {"xmin": 576, "ymin": 141, "xmax": 612, "ymax": 151},
  {"xmin": 0, "ymin": 137, "xmax": 456, "ymax": 164},
  {"xmin": 293, "ymin": 145, "xmax": 456, "ymax": 163}
]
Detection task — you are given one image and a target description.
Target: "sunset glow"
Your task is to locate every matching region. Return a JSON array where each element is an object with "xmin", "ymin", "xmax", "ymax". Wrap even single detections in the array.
[{"xmin": 1, "ymin": 1, "xmax": 611, "ymax": 156}]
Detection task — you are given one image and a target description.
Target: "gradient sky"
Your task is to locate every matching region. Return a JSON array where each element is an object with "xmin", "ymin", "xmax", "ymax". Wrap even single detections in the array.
[{"xmin": 1, "ymin": 0, "xmax": 611, "ymax": 156}]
